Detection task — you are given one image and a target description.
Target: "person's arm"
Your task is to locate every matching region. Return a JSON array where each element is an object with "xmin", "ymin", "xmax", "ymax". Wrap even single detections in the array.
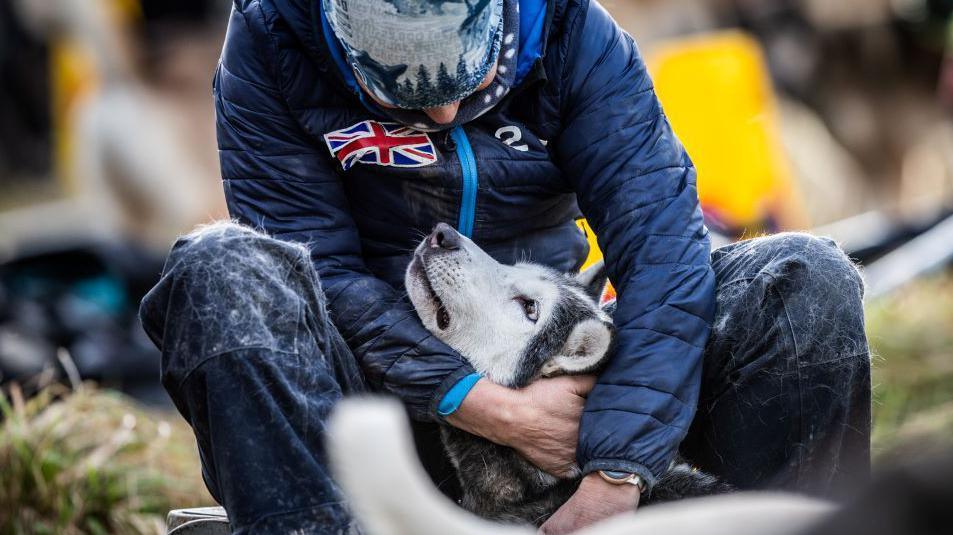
[
  {"xmin": 215, "ymin": 4, "xmax": 474, "ymax": 421},
  {"xmin": 449, "ymin": 375, "xmax": 596, "ymax": 477},
  {"xmin": 545, "ymin": 0, "xmax": 716, "ymax": 530}
]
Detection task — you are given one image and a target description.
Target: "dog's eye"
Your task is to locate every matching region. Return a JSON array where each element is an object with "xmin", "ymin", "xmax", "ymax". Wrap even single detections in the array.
[{"xmin": 516, "ymin": 297, "xmax": 539, "ymax": 322}]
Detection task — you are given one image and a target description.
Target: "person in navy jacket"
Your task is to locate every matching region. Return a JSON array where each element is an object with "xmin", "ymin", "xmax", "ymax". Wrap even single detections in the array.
[{"xmin": 139, "ymin": 0, "xmax": 872, "ymax": 532}]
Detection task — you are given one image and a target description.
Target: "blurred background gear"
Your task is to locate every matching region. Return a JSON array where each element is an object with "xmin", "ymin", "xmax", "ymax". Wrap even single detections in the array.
[{"xmin": 0, "ymin": 241, "xmax": 166, "ymax": 404}]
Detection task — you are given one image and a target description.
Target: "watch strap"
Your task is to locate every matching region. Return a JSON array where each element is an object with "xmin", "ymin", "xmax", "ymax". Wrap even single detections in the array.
[{"xmin": 597, "ymin": 469, "xmax": 647, "ymax": 493}]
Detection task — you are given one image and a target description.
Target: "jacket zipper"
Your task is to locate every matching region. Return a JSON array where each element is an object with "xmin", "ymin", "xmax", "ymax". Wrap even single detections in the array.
[{"xmin": 450, "ymin": 126, "xmax": 478, "ymax": 238}]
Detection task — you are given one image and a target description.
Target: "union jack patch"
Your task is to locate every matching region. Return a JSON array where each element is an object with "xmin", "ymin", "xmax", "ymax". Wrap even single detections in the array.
[{"xmin": 323, "ymin": 120, "xmax": 437, "ymax": 170}]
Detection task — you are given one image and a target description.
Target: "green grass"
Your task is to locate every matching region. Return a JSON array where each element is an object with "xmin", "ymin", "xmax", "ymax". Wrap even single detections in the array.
[
  {"xmin": 0, "ymin": 384, "xmax": 212, "ymax": 534},
  {"xmin": 867, "ymin": 273, "xmax": 953, "ymax": 460},
  {"xmin": 0, "ymin": 272, "xmax": 950, "ymax": 533}
]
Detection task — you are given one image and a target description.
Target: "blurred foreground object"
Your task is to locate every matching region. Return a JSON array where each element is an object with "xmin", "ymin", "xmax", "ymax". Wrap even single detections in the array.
[
  {"xmin": 804, "ymin": 453, "xmax": 953, "ymax": 535},
  {"xmin": 0, "ymin": 383, "xmax": 212, "ymax": 534},
  {"xmin": 326, "ymin": 398, "xmax": 953, "ymax": 534},
  {"xmin": 0, "ymin": 0, "xmax": 224, "ymax": 257},
  {"xmin": 327, "ymin": 399, "xmax": 834, "ymax": 535}
]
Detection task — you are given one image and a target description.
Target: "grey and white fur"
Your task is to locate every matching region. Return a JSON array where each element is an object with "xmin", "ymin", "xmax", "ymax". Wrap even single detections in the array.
[{"xmin": 405, "ymin": 223, "xmax": 731, "ymax": 526}]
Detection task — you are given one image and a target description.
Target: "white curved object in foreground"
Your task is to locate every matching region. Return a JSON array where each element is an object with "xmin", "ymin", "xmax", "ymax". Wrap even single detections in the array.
[{"xmin": 328, "ymin": 398, "xmax": 836, "ymax": 535}]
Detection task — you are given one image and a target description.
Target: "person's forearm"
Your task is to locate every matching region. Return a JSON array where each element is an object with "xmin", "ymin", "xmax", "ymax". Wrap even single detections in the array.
[
  {"xmin": 446, "ymin": 378, "xmax": 520, "ymax": 445},
  {"xmin": 540, "ymin": 473, "xmax": 641, "ymax": 534},
  {"xmin": 446, "ymin": 375, "xmax": 596, "ymax": 478}
]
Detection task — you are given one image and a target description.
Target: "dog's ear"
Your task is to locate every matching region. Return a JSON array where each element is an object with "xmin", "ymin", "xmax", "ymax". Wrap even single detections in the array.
[
  {"xmin": 541, "ymin": 318, "xmax": 613, "ymax": 377},
  {"xmin": 575, "ymin": 260, "xmax": 608, "ymax": 302}
]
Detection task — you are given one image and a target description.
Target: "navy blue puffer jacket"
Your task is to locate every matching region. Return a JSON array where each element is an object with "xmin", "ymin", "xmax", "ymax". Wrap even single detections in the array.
[{"xmin": 216, "ymin": 0, "xmax": 715, "ymax": 485}]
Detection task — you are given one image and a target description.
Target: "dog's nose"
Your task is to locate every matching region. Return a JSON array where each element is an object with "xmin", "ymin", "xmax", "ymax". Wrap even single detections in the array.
[{"xmin": 429, "ymin": 223, "xmax": 461, "ymax": 250}]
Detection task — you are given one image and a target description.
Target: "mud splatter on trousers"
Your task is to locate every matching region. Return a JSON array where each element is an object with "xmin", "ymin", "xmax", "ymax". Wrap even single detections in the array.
[{"xmin": 140, "ymin": 223, "xmax": 870, "ymax": 532}]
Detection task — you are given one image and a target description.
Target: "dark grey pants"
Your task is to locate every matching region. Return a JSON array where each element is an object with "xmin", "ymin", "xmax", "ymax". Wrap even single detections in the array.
[{"xmin": 140, "ymin": 223, "xmax": 870, "ymax": 533}]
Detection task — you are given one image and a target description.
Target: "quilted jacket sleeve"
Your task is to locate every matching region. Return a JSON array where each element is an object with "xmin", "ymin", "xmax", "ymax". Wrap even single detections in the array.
[
  {"xmin": 554, "ymin": 0, "xmax": 716, "ymax": 487},
  {"xmin": 215, "ymin": 4, "xmax": 475, "ymax": 421}
]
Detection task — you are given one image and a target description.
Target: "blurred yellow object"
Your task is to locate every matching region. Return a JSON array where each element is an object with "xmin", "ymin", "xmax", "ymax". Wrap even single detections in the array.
[
  {"xmin": 647, "ymin": 30, "xmax": 807, "ymax": 232},
  {"xmin": 51, "ymin": 41, "xmax": 95, "ymax": 193},
  {"xmin": 579, "ymin": 31, "xmax": 807, "ymax": 279},
  {"xmin": 50, "ymin": 0, "xmax": 141, "ymax": 192},
  {"xmin": 577, "ymin": 219, "xmax": 616, "ymax": 302}
]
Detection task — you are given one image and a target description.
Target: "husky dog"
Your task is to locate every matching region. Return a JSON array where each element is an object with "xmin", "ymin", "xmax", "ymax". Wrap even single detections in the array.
[{"xmin": 404, "ymin": 223, "xmax": 731, "ymax": 525}]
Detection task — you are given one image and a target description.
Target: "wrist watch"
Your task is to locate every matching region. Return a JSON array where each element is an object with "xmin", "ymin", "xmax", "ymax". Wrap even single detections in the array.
[{"xmin": 597, "ymin": 470, "xmax": 647, "ymax": 493}]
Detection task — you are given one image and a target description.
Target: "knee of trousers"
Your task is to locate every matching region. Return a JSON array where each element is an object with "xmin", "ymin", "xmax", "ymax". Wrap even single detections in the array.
[
  {"xmin": 139, "ymin": 222, "xmax": 323, "ymax": 391},
  {"xmin": 155, "ymin": 221, "xmax": 319, "ymax": 309},
  {"xmin": 754, "ymin": 232, "xmax": 864, "ymax": 292},
  {"xmin": 723, "ymin": 232, "xmax": 869, "ymax": 369}
]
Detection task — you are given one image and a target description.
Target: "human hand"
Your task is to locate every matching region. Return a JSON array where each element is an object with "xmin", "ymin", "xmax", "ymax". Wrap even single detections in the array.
[
  {"xmin": 539, "ymin": 472, "xmax": 641, "ymax": 534},
  {"xmin": 447, "ymin": 375, "xmax": 596, "ymax": 477}
]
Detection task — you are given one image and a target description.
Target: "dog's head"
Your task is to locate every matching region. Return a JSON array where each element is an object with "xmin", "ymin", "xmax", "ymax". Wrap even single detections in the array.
[{"xmin": 405, "ymin": 223, "xmax": 614, "ymax": 388}]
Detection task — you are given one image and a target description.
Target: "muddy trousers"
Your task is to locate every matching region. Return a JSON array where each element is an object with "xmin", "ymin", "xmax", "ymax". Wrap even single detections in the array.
[{"xmin": 139, "ymin": 224, "xmax": 870, "ymax": 533}]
